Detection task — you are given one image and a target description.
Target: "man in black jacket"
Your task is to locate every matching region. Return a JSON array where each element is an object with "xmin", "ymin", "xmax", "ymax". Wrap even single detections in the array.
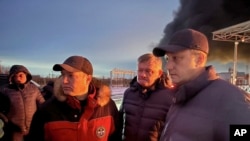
[
  {"xmin": 119, "ymin": 53, "xmax": 173, "ymax": 141},
  {"xmin": 153, "ymin": 28, "xmax": 250, "ymax": 141}
]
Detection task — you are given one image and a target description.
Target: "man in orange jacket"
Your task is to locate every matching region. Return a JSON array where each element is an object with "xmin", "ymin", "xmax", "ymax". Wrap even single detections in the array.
[{"xmin": 27, "ymin": 55, "xmax": 120, "ymax": 141}]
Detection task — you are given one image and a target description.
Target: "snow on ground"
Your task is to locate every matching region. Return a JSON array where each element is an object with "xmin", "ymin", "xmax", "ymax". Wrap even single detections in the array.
[
  {"xmin": 111, "ymin": 87, "xmax": 127, "ymax": 94},
  {"xmin": 111, "ymin": 87, "xmax": 127, "ymax": 108}
]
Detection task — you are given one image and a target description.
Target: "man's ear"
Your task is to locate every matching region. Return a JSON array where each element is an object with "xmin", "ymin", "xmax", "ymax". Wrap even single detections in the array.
[
  {"xmin": 195, "ymin": 53, "xmax": 205, "ymax": 67},
  {"xmin": 87, "ymin": 75, "xmax": 92, "ymax": 83}
]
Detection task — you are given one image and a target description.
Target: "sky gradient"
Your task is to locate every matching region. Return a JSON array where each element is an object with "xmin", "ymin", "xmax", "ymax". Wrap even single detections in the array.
[
  {"xmin": 0, "ymin": 0, "xmax": 180, "ymax": 77},
  {"xmin": 1, "ymin": 0, "xmax": 248, "ymax": 78}
]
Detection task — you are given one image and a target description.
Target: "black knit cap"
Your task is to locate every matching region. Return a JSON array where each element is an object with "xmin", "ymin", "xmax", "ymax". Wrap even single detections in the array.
[
  {"xmin": 153, "ymin": 28, "xmax": 209, "ymax": 56},
  {"xmin": 53, "ymin": 55, "xmax": 93, "ymax": 75}
]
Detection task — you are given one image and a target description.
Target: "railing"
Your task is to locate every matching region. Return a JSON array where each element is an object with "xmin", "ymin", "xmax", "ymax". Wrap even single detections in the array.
[{"xmin": 238, "ymin": 85, "xmax": 250, "ymax": 94}]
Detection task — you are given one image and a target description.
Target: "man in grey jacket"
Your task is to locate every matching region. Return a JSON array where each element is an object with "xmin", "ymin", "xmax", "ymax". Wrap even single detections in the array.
[
  {"xmin": 153, "ymin": 28, "xmax": 250, "ymax": 141},
  {"xmin": 0, "ymin": 65, "xmax": 45, "ymax": 141}
]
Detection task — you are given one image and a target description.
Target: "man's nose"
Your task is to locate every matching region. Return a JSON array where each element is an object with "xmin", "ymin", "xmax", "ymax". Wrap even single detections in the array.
[
  {"xmin": 62, "ymin": 76, "xmax": 69, "ymax": 83},
  {"xmin": 166, "ymin": 61, "xmax": 174, "ymax": 70}
]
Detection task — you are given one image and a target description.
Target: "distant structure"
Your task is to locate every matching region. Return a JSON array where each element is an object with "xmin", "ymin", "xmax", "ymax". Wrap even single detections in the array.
[
  {"xmin": 217, "ymin": 67, "xmax": 250, "ymax": 93},
  {"xmin": 212, "ymin": 20, "xmax": 250, "ymax": 85},
  {"xmin": 0, "ymin": 74, "xmax": 8, "ymax": 87},
  {"xmin": 110, "ymin": 68, "xmax": 136, "ymax": 87},
  {"xmin": 217, "ymin": 67, "xmax": 249, "ymax": 85}
]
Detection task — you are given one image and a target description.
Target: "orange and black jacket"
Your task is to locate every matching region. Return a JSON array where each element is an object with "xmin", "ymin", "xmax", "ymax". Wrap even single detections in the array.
[{"xmin": 26, "ymin": 82, "xmax": 120, "ymax": 141}]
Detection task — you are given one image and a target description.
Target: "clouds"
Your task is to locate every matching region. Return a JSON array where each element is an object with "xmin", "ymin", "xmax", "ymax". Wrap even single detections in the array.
[
  {"xmin": 0, "ymin": 0, "xmax": 179, "ymax": 77},
  {"xmin": 3, "ymin": 0, "xmax": 248, "ymax": 76},
  {"xmin": 158, "ymin": 0, "xmax": 250, "ymax": 63}
]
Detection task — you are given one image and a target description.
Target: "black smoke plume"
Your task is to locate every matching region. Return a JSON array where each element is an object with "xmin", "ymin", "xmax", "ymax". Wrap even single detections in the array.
[{"xmin": 158, "ymin": 0, "xmax": 250, "ymax": 63}]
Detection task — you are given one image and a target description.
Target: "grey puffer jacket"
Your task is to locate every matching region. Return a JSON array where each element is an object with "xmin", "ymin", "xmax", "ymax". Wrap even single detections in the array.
[
  {"xmin": 159, "ymin": 66, "xmax": 250, "ymax": 141},
  {"xmin": 119, "ymin": 76, "xmax": 174, "ymax": 141},
  {"xmin": 0, "ymin": 65, "xmax": 45, "ymax": 135}
]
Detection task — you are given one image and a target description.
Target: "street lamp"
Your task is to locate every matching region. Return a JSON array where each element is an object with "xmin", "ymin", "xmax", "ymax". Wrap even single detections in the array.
[{"xmin": 232, "ymin": 41, "xmax": 239, "ymax": 85}]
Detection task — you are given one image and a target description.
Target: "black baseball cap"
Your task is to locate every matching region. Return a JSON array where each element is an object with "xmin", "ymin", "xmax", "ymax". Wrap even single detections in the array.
[
  {"xmin": 153, "ymin": 28, "xmax": 209, "ymax": 56},
  {"xmin": 53, "ymin": 55, "xmax": 93, "ymax": 75}
]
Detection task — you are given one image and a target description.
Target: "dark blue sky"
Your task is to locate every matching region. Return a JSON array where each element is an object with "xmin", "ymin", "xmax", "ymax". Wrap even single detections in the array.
[{"xmin": 0, "ymin": 0, "xmax": 179, "ymax": 77}]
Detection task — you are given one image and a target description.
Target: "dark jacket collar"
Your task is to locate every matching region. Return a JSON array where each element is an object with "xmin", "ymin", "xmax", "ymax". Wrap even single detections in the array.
[
  {"xmin": 129, "ymin": 76, "xmax": 171, "ymax": 99},
  {"xmin": 174, "ymin": 66, "xmax": 219, "ymax": 104}
]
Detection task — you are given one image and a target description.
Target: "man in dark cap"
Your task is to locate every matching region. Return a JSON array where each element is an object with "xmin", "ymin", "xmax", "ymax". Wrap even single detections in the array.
[
  {"xmin": 153, "ymin": 28, "xmax": 250, "ymax": 141},
  {"xmin": 26, "ymin": 55, "xmax": 120, "ymax": 141},
  {"xmin": 0, "ymin": 65, "xmax": 45, "ymax": 141}
]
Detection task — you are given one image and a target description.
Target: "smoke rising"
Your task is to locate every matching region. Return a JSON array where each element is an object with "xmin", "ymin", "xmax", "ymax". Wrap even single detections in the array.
[{"xmin": 158, "ymin": 0, "xmax": 250, "ymax": 63}]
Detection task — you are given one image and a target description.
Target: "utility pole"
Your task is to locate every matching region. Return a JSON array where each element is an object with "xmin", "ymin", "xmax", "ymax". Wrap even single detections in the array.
[{"xmin": 232, "ymin": 41, "xmax": 239, "ymax": 85}]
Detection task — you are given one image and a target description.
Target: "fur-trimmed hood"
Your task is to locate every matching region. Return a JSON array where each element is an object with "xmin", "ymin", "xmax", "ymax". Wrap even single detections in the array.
[{"xmin": 53, "ymin": 77, "xmax": 111, "ymax": 106}]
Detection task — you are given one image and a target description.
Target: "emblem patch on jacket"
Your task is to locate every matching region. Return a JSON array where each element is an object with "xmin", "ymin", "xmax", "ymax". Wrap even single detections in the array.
[{"xmin": 96, "ymin": 126, "xmax": 105, "ymax": 138}]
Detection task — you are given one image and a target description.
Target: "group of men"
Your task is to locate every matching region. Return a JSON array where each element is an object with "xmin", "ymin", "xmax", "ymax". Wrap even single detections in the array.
[{"xmin": 1, "ymin": 28, "xmax": 250, "ymax": 141}]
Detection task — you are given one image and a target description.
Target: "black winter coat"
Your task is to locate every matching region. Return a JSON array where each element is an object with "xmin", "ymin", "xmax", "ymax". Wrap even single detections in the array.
[
  {"xmin": 159, "ymin": 66, "xmax": 250, "ymax": 141},
  {"xmin": 119, "ymin": 76, "xmax": 173, "ymax": 141}
]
